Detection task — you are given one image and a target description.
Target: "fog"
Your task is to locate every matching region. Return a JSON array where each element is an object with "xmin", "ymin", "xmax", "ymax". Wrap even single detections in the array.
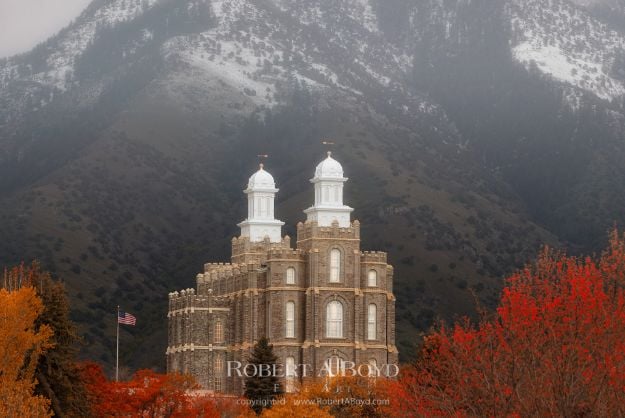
[{"xmin": 0, "ymin": 0, "xmax": 90, "ymax": 58}]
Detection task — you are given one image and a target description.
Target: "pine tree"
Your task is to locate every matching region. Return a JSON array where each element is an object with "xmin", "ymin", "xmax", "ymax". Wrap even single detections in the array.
[
  {"xmin": 35, "ymin": 271, "xmax": 90, "ymax": 417},
  {"xmin": 244, "ymin": 337, "xmax": 283, "ymax": 415}
]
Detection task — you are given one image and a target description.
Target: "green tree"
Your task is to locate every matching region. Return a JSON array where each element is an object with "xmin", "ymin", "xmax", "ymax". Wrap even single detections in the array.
[{"xmin": 244, "ymin": 337, "xmax": 283, "ymax": 415}]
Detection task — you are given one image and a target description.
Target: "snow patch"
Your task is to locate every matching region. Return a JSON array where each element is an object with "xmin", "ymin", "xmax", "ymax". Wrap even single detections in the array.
[
  {"xmin": 513, "ymin": 43, "xmax": 625, "ymax": 100},
  {"xmin": 351, "ymin": 0, "xmax": 378, "ymax": 33},
  {"xmin": 508, "ymin": 0, "xmax": 625, "ymax": 102}
]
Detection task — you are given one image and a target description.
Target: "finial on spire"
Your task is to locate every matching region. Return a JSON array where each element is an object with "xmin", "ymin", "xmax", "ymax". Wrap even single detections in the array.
[
  {"xmin": 257, "ymin": 154, "xmax": 268, "ymax": 170},
  {"xmin": 322, "ymin": 140, "xmax": 335, "ymax": 159}
]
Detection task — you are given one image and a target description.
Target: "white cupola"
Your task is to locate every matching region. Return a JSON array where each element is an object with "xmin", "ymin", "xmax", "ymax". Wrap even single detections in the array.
[
  {"xmin": 304, "ymin": 152, "xmax": 354, "ymax": 227},
  {"xmin": 237, "ymin": 164, "xmax": 285, "ymax": 243}
]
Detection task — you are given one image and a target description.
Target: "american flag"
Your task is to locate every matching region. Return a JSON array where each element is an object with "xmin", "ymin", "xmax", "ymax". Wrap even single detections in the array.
[{"xmin": 118, "ymin": 310, "xmax": 136, "ymax": 326}]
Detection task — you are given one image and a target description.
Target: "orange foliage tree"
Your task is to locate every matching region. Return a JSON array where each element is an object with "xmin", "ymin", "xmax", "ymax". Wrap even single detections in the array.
[
  {"xmin": 386, "ymin": 230, "xmax": 625, "ymax": 417},
  {"xmin": 80, "ymin": 362, "xmax": 249, "ymax": 417},
  {"xmin": 300, "ymin": 376, "xmax": 390, "ymax": 418},
  {"xmin": 0, "ymin": 286, "xmax": 54, "ymax": 417},
  {"xmin": 258, "ymin": 376, "xmax": 390, "ymax": 418},
  {"xmin": 259, "ymin": 394, "xmax": 333, "ymax": 418}
]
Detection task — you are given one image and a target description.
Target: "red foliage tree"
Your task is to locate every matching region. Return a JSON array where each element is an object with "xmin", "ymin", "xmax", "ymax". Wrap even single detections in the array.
[
  {"xmin": 386, "ymin": 230, "xmax": 625, "ymax": 417},
  {"xmin": 79, "ymin": 362, "xmax": 230, "ymax": 417}
]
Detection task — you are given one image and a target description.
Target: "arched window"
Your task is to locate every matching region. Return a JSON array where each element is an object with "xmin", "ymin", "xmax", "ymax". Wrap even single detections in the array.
[
  {"xmin": 286, "ymin": 267, "xmax": 296, "ymax": 285},
  {"xmin": 285, "ymin": 356, "xmax": 296, "ymax": 392},
  {"xmin": 326, "ymin": 301, "xmax": 343, "ymax": 338},
  {"xmin": 286, "ymin": 302, "xmax": 295, "ymax": 338},
  {"xmin": 325, "ymin": 356, "xmax": 342, "ymax": 377},
  {"xmin": 214, "ymin": 355, "xmax": 224, "ymax": 392},
  {"xmin": 368, "ymin": 359, "xmax": 378, "ymax": 377},
  {"xmin": 214, "ymin": 319, "xmax": 224, "ymax": 343},
  {"xmin": 329, "ymin": 249, "xmax": 341, "ymax": 282},
  {"xmin": 367, "ymin": 304, "xmax": 377, "ymax": 340},
  {"xmin": 368, "ymin": 270, "xmax": 377, "ymax": 287}
]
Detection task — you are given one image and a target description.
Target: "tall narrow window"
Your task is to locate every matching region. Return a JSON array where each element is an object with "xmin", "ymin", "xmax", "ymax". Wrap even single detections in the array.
[
  {"xmin": 325, "ymin": 356, "xmax": 342, "ymax": 376},
  {"xmin": 330, "ymin": 249, "xmax": 341, "ymax": 283},
  {"xmin": 214, "ymin": 319, "xmax": 224, "ymax": 343},
  {"xmin": 368, "ymin": 359, "xmax": 378, "ymax": 377},
  {"xmin": 214, "ymin": 355, "xmax": 224, "ymax": 392},
  {"xmin": 368, "ymin": 270, "xmax": 377, "ymax": 287},
  {"xmin": 285, "ymin": 356, "xmax": 296, "ymax": 392},
  {"xmin": 367, "ymin": 304, "xmax": 377, "ymax": 340},
  {"xmin": 326, "ymin": 301, "xmax": 343, "ymax": 338},
  {"xmin": 286, "ymin": 301, "xmax": 295, "ymax": 338},
  {"xmin": 286, "ymin": 267, "xmax": 296, "ymax": 285}
]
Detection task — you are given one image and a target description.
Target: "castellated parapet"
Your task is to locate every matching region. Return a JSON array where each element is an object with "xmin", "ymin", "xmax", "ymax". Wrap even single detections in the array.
[
  {"xmin": 296, "ymin": 219, "xmax": 360, "ymax": 245},
  {"xmin": 230, "ymin": 235, "xmax": 292, "ymax": 265},
  {"xmin": 167, "ymin": 155, "xmax": 397, "ymax": 395},
  {"xmin": 361, "ymin": 251, "xmax": 387, "ymax": 263}
]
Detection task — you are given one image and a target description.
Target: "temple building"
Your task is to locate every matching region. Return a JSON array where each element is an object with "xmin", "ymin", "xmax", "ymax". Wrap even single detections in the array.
[{"xmin": 166, "ymin": 152, "xmax": 397, "ymax": 394}]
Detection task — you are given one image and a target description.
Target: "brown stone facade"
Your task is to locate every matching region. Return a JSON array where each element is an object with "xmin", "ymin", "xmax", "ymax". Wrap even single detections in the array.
[{"xmin": 167, "ymin": 220, "xmax": 398, "ymax": 394}]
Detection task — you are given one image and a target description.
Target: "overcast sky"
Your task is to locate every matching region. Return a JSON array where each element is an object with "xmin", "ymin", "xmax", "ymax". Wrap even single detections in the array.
[{"xmin": 0, "ymin": 0, "xmax": 91, "ymax": 58}]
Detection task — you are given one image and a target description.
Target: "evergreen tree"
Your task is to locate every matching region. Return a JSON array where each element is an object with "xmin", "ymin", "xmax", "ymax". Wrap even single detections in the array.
[
  {"xmin": 244, "ymin": 337, "xmax": 283, "ymax": 415},
  {"xmin": 35, "ymin": 271, "xmax": 90, "ymax": 417}
]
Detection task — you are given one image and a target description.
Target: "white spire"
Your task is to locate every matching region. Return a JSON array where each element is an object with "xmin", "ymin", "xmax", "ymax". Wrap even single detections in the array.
[
  {"xmin": 238, "ymin": 164, "xmax": 284, "ymax": 243},
  {"xmin": 304, "ymin": 152, "xmax": 353, "ymax": 227}
]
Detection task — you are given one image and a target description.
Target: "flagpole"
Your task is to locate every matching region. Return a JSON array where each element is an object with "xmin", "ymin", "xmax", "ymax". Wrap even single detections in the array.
[{"xmin": 116, "ymin": 305, "xmax": 119, "ymax": 382}]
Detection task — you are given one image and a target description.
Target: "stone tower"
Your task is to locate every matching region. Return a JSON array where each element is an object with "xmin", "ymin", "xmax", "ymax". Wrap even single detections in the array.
[{"xmin": 167, "ymin": 154, "xmax": 397, "ymax": 394}]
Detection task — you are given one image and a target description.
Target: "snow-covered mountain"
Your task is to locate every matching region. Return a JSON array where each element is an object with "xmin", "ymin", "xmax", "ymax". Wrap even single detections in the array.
[
  {"xmin": 0, "ymin": 0, "xmax": 160, "ymax": 92},
  {"xmin": 1, "ymin": 0, "xmax": 624, "ymax": 123},
  {"xmin": 164, "ymin": 0, "xmax": 411, "ymax": 106},
  {"xmin": 0, "ymin": 0, "xmax": 398, "ymax": 103}
]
